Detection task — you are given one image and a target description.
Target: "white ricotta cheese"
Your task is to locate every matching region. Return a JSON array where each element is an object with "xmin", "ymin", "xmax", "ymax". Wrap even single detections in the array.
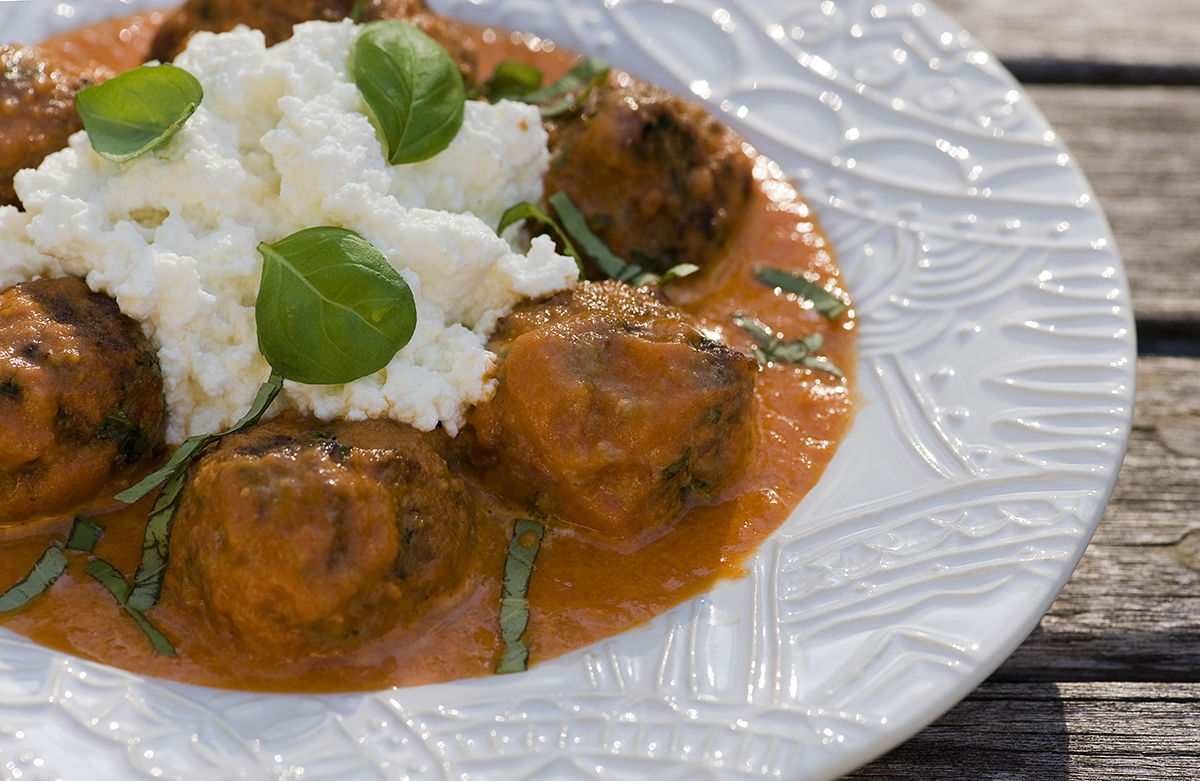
[{"xmin": 0, "ymin": 20, "xmax": 578, "ymax": 442}]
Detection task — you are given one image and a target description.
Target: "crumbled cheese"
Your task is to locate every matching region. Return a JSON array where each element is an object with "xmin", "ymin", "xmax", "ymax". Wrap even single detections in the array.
[{"xmin": 1, "ymin": 20, "xmax": 578, "ymax": 442}]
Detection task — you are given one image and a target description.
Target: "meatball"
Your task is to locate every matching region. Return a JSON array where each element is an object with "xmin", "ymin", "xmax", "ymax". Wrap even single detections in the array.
[
  {"xmin": 148, "ymin": 0, "xmax": 478, "ymax": 85},
  {"xmin": 0, "ymin": 45, "xmax": 112, "ymax": 209},
  {"xmin": 467, "ymin": 280, "xmax": 757, "ymax": 542},
  {"xmin": 543, "ymin": 75, "xmax": 755, "ymax": 276},
  {"xmin": 167, "ymin": 415, "xmax": 477, "ymax": 659},
  {"xmin": 0, "ymin": 277, "xmax": 163, "ymax": 522}
]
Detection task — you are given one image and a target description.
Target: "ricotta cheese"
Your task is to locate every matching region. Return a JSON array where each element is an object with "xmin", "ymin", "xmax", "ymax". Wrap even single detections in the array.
[{"xmin": 0, "ymin": 20, "xmax": 578, "ymax": 442}]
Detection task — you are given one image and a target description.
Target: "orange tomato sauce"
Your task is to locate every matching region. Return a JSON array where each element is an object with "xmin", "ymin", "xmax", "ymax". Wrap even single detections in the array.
[{"xmin": 0, "ymin": 16, "xmax": 855, "ymax": 692}]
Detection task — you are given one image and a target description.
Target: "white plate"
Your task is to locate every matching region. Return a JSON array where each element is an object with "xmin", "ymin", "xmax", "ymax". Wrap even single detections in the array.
[{"xmin": 0, "ymin": 1, "xmax": 1134, "ymax": 779}]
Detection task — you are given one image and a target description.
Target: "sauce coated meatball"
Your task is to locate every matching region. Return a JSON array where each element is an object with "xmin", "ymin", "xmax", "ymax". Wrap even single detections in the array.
[
  {"xmin": 167, "ymin": 415, "xmax": 477, "ymax": 659},
  {"xmin": 148, "ymin": 0, "xmax": 478, "ymax": 85},
  {"xmin": 467, "ymin": 280, "xmax": 757, "ymax": 542},
  {"xmin": 543, "ymin": 75, "xmax": 755, "ymax": 276},
  {"xmin": 0, "ymin": 277, "xmax": 163, "ymax": 522},
  {"xmin": 0, "ymin": 45, "xmax": 112, "ymax": 209}
]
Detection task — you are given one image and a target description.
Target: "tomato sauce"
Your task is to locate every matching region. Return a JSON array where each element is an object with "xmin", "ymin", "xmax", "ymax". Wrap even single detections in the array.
[{"xmin": 0, "ymin": 17, "xmax": 855, "ymax": 692}]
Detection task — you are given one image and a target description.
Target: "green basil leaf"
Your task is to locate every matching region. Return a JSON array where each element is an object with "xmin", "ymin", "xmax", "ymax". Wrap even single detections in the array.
[
  {"xmin": 354, "ymin": 20, "xmax": 466, "ymax": 165},
  {"xmin": 549, "ymin": 191, "xmax": 653, "ymax": 285},
  {"xmin": 522, "ymin": 56, "xmax": 608, "ymax": 106},
  {"xmin": 122, "ymin": 371, "xmax": 283, "ymax": 611},
  {"xmin": 85, "ymin": 558, "xmax": 176, "ymax": 657},
  {"xmin": 496, "ymin": 518, "xmax": 544, "ymax": 674},
  {"xmin": 75, "ymin": 64, "xmax": 203, "ymax": 162},
  {"xmin": 257, "ymin": 227, "xmax": 417, "ymax": 385},
  {"xmin": 66, "ymin": 516, "xmax": 105, "ymax": 553},
  {"xmin": 734, "ymin": 314, "xmax": 844, "ymax": 378},
  {"xmin": 0, "ymin": 545, "xmax": 67, "ymax": 612},
  {"xmin": 124, "ymin": 467, "xmax": 188, "ymax": 612},
  {"xmin": 754, "ymin": 267, "xmax": 849, "ymax": 320},
  {"xmin": 496, "ymin": 201, "xmax": 585, "ymax": 280},
  {"xmin": 471, "ymin": 60, "xmax": 543, "ymax": 102},
  {"xmin": 657, "ymin": 263, "xmax": 700, "ymax": 285}
]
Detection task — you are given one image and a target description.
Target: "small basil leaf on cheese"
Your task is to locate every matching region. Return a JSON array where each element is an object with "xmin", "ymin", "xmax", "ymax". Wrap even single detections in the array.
[
  {"xmin": 75, "ymin": 64, "xmax": 203, "ymax": 162},
  {"xmin": 354, "ymin": 20, "xmax": 465, "ymax": 165},
  {"xmin": 256, "ymin": 227, "xmax": 417, "ymax": 386}
]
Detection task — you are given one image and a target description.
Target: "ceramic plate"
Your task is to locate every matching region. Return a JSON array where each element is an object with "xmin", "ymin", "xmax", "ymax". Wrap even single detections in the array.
[{"xmin": 0, "ymin": 0, "xmax": 1134, "ymax": 778}]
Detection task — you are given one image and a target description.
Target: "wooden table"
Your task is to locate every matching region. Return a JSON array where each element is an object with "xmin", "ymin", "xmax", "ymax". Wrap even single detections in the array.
[{"xmin": 846, "ymin": 1, "xmax": 1200, "ymax": 777}]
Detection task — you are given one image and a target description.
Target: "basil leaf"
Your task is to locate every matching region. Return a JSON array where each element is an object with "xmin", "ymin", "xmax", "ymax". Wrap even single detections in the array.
[
  {"xmin": 523, "ymin": 56, "xmax": 608, "ymax": 106},
  {"xmin": 75, "ymin": 64, "xmax": 203, "ymax": 163},
  {"xmin": 85, "ymin": 559, "xmax": 176, "ymax": 657},
  {"xmin": 0, "ymin": 545, "xmax": 67, "ymax": 612},
  {"xmin": 496, "ymin": 518, "xmax": 544, "ymax": 674},
  {"xmin": 658, "ymin": 263, "xmax": 700, "ymax": 285},
  {"xmin": 66, "ymin": 516, "xmax": 105, "ymax": 553},
  {"xmin": 257, "ymin": 227, "xmax": 416, "ymax": 385},
  {"xmin": 549, "ymin": 191, "xmax": 654, "ymax": 285},
  {"xmin": 125, "ymin": 467, "xmax": 188, "ymax": 612},
  {"xmin": 470, "ymin": 60, "xmax": 543, "ymax": 102},
  {"xmin": 734, "ymin": 314, "xmax": 844, "ymax": 378},
  {"xmin": 354, "ymin": 21, "xmax": 466, "ymax": 165},
  {"xmin": 122, "ymin": 371, "xmax": 283, "ymax": 612},
  {"xmin": 496, "ymin": 201, "xmax": 585, "ymax": 280},
  {"xmin": 754, "ymin": 267, "xmax": 849, "ymax": 320},
  {"xmin": 117, "ymin": 370, "xmax": 281, "ymax": 505}
]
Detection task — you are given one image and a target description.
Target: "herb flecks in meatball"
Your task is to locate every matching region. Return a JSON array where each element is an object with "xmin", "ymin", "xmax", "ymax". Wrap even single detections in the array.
[
  {"xmin": 468, "ymin": 280, "xmax": 757, "ymax": 542},
  {"xmin": 167, "ymin": 415, "xmax": 477, "ymax": 660},
  {"xmin": 0, "ymin": 45, "xmax": 112, "ymax": 209},
  {"xmin": 543, "ymin": 75, "xmax": 755, "ymax": 276},
  {"xmin": 149, "ymin": 0, "xmax": 478, "ymax": 86},
  {"xmin": 0, "ymin": 277, "xmax": 164, "ymax": 522}
]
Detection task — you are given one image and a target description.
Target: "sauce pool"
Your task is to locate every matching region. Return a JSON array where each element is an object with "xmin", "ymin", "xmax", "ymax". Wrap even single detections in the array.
[{"xmin": 0, "ymin": 16, "xmax": 855, "ymax": 692}]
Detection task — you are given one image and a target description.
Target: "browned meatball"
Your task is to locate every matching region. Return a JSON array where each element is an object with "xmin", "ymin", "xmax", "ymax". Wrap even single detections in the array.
[
  {"xmin": 0, "ymin": 277, "xmax": 163, "ymax": 522},
  {"xmin": 149, "ymin": 0, "xmax": 478, "ymax": 86},
  {"xmin": 0, "ymin": 46, "xmax": 112, "ymax": 209},
  {"xmin": 467, "ymin": 280, "xmax": 757, "ymax": 542},
  {"xmin": 543, "ymin": 75, "xmax": 755, "ymax": 276},
  {"xmin": 167, "ymin": 414, "xmax": 477, "ymax": 659}
]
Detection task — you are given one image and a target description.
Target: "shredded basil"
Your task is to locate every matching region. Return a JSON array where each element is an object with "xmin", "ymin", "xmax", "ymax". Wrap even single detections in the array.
[
  {"xmin": 496, "ymin": 201, "xmax": 585, "ymax": 280},
  {"xmin": 496, "ymin": 518, "xmax": 545, "ymax": 674},
  {"xmin": 75, "ymin": 64, "xmax": 203, "ymax": 162},
  {"xmin": 354, "ymin": 21, "xmax": 466, "ymax": 165},
  {"xmin": 472, "ymin": 57, "xmax": 608, "ymax": 117},
  {"xmin": 523, "ymin": 57, "xmax": 609, "ymax": 117},
  {"xmin": 65, "ymin": 516, "xmax": 104, "ymax": 553},
  {"xmin": 117, "ymin": 371, "xmax": 283, "ymax": 614},
  {"xmin": 116, "ymin": 371, "xmax": 283, "ymax": 506},
  {"xmin": 469, "ymin": 60, "xmax": 543, "ymax": 102},
  {"xmin": 754, "ymin": 267, "xmax": 849, "ymax": 320},
  {"xmin": 256, "ymin": 227, "xmax": 417, "ymax": 385},
  {"xmin": 95, "ymin": 410, "xmax": 152, "ymax": 465},
  {"xmin": 734, "ymin": 314, "xmax": 844, "ymax": 378},
  {"xmin": 0, "ymin": 545, "xmax": 67, "ymax": 613},
  {"xmin": 85, "ymin": 559, "xmax": 176, "ymax": 657}
]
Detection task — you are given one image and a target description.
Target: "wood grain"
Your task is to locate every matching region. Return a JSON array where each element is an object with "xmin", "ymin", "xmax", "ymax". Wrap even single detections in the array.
[
  {"xmin": 1025, "ymin": 86, "xmax": 1200, "ymax": 322},
  {"xmin": 847, "ymin": 682, "xmax": 1200, "ymax": 779},
  {"xmin": 936, "ymin": 0, "xmax": 1200, "ymax": 68}
]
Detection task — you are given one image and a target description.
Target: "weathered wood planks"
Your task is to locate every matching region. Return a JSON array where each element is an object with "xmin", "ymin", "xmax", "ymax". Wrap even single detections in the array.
[
  {"xmin": 937, "ymin": 0, "xmax": 1200, "ymax": 69},
  {"xmin": 1027, "ymin": 86, "xmax": 1200, "ymax": 323}
]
